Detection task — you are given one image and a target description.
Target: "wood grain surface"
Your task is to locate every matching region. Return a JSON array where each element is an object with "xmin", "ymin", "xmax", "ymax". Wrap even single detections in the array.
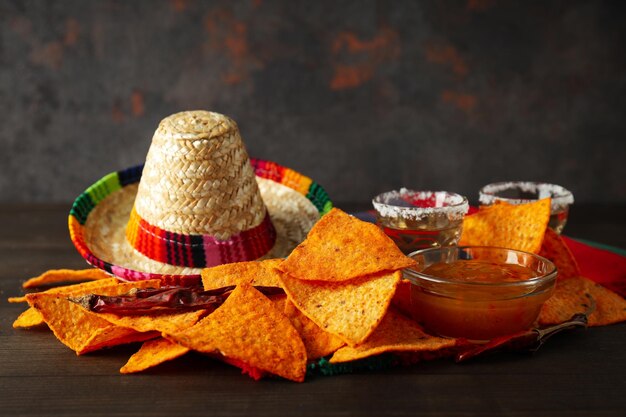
[{"xmin": 1, "ymin": 204, "xmax": 625, "ymax": 417}]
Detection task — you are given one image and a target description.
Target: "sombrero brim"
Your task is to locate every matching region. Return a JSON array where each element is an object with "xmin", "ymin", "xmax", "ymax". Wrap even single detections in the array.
[{"xmin": 69, "ymin": 158, "xmax": 332, "ymax": 283}]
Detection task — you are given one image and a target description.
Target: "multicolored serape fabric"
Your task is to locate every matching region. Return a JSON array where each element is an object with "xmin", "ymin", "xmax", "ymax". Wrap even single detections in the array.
[
  {"xmin": 250, "ymin": 158, "xmax": 333, "ymax": 215},
  {"xmin": 69, "ymin": 160, "xmax": 332, "ymax": 282}
]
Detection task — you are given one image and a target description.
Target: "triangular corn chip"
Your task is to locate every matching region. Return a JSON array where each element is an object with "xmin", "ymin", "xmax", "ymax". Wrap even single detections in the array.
[
  {"xmin": 166, "ymin": 285, "xmax": 307, "ymax": 382},
  {"xmin": 11, "ymin": 278, "xmax": 120, "ymax": 304},
  {"xmin": 13, "ymin": 307, "xmax": 45, "ymax": 328},
  {"xmin": 22, "ymin": 268, "xmax": 112, "ymax": 288},
  {"xmin": 330, "ymin": 308, "xmax": 457, "ymax": 363},
  {"xmin": 201, "ymin": 259, "xmax": 283, "ymax": 290},
  {"xmin": 121, "ymin": 338, "xmax": 190, "ymax": 374},
  {"xmin": 459, "ymin": 199, "xmax": 550, "ymax": 253},
  {"xmin": 279, "ymin": 271, "xmax": 401, "ymax": 346},
  {"xmin": 279, "ymin": 208, "xmax": 415, "ymax": 281},
  {"xmin": 81, "ymin": 326, "xmax": 157, "ymax": 354},
  {"xmin": 98, "ymin": 310, "xmax": 206, "ymax": 335},
  {"xmin": 26, "ymin": 280, "xmax": 161, "ymax": 354},
  {"xmin": 391, "ymin": 279, "xmax": 413, "ymax": 318},
  {"xmin": 13, "ymin": 279, "xmax": 122, "ymax": 328},
  {"xmin": 539, "ymin": 228, "xmax": 580, "ymax": 280},
  {"xmin": 283, "ymin": 300, "xmax": 345, "ymax": 360},
  {"xmin": 26, "ymin": 293, "xmax": 151, "ymax": 354},
  {"xmin": 539, "ymin": 276, "xmax": 626, "ymax": 327}
]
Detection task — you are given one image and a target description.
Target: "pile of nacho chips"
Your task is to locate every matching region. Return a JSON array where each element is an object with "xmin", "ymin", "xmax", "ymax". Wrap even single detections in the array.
[
  {"xmin": 11, "ymin": 204, "xmax": 626, "ymax": 381},
  {"xmin": 12, "ymin": 209, "xmax": 457, "ymax": 382}
]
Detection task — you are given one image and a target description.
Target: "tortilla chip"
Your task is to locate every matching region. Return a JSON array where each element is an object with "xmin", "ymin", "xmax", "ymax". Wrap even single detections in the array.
[
  {"xmin": 330, "ymin": 308, "xmax": 457, "ymax": 363},
  {"xmin": 13, "ymin": 280, "xmax": 123, "ymax": 328},
  {"xmin": 283, "ymin": 300, "xmax": 345, "ymax": 360},
  {"xmin": 279, "ymin": 208, "xmax": 415, "ymax": 281},
  {"xmin": 539, "ymin": 228, "xmax": 580, "ymax": 280},
  {"xmin": 9, "ymin": 278, "xmax": 121, "ymax": 304},
  {"xmin": 391, "ymin": 279, "xmax": 413, "ymax": 318},
  {"xmin": 13, "ymin": 307, "xmax": 45, "ymax": 328},
  {"xmin": 271, "ymin": 294, "xmax": 288, "ymax": 310},
  {"xmin": 26, "ymin": 280, "xmax": 161, "ymax": 354},
  {"xmin": 120, "ymin": 338, "xmax": 190, "ymax": 374},
  {"xmin": 539, "ymin": 276, "xmax": 626, "ymax": 327},
  {"xmin": 166, "ymin": 285, "xmax": 307, "ymax": 382},
  {"xmin": 201, "ymin": 259, "xmax": 283, "ymax": 290},
  {"xmin": 22, "ymin": 268, "xmax": 112, "ymax": 288},
  {"xmin": 459, "ymin": 199, "xmax": 551, "ymax": 254},
  {"xmin": 98, "ymin": 310, "xmax": 207, "ymax": 335},
  {"xmin": 81, "ymin": 327, "xmax": 157, "ymax": 354},
  {"xmin": 279, "ymin": 271, "xmax": 401, "ymax": 346},
  {"xmin": 587, "ymin": 281, "xmax": 626, "ymax": 326},
  {"xmin": 27, "ymin": 293, "xmax": 142, "ymax": 354}
]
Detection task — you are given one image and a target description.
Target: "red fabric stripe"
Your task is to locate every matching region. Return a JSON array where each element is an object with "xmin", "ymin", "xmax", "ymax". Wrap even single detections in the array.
[
  {"xmin": 255, "ymin": 160, "xmax": 283, "ymax": 183},
  {"xmin": 185, "ymin": 234, "xmax": 193, "ymax": 267},
  {"xmin": 563, "ymin": 237, "xmax": 626, "ymax": 298},
  {"xmin": 176, "ymin": 233, "xmax": 184, "ymax": 267},
  {"xmin": 127, "ymin": 209, "xmax": 276, "ymax": 268}
]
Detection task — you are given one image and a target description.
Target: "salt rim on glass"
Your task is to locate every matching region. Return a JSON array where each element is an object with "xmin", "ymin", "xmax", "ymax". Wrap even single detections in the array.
[
  {"xmin": 478, "ymin": 182, "xmax": 574, "ymax": 212},
  {"xmin": 372, "ymin": 189, "xmax": 469, "ymax": 221}
]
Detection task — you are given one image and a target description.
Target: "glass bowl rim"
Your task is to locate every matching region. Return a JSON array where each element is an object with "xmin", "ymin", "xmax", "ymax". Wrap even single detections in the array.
[
  {"xmin": 404, "ymin": 245, "xmax": 557, "ymax": 289},
  {"xmin": 372, "ymin": 189, "xmax": 469, "ymax": 221},
  {"xmin": 478, "ymin": 181, "xmax": 574, "ymax": 208}
]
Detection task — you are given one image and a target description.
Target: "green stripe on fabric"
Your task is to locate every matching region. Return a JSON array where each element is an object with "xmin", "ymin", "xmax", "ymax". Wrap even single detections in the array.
[
  {"xmin": 86, "ymin": 172, "xmax": 121, "ymax": 205},
  {"xmin": 572, "ymin": 238, "xmax": 626, "ymax": 257},
  {"xmin": 70, "ymin": 172, "xmax": 121, "ymax": 225},
  {"xmin": 306, "ymin": 182, "xmax": 332, "ymax": 213},
  {"xmin": 306, "ymin": 355, "xmax": 395, "ymax": 377},
  {"xmin": 322, "ymin": 200, "xmax": 333, "ymax": 215},
  {"xmin": 69, "ymin": 192, "xmax": 95, "ymax": 225}
]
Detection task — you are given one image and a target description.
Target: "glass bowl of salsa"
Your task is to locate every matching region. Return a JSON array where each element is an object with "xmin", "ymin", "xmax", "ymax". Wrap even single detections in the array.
[{"xmin": 404, "ymin": 246, "xmax": 557, "ymax": 342}]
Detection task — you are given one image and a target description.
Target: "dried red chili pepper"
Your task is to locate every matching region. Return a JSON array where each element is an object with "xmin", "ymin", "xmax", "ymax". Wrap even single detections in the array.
[{"xmin": 69, "ymin": 285, "xmax": 284, "ymax": 315}]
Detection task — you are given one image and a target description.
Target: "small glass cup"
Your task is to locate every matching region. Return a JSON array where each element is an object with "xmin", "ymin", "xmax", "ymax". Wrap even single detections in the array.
[
  {"xmin": 372, "ymin": 189, "xmax": 469, "ymax": 254},
  {"xmin": 404, "ymin": 246, "xmax": 557, "ymax": 341},
  {"xmin": 478, "ymin": 182, "xmax": 574, "ymax": 234}
]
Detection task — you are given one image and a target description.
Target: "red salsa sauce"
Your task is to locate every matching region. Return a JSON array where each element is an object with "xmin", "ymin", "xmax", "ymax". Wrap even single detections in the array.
[
  {"xmin": 422, "ymin": 260, "xmax": 538, "ymax": 283},
  {"xmin": 411, "ymin": 260, "xmax": 552, "ymax": 341}
]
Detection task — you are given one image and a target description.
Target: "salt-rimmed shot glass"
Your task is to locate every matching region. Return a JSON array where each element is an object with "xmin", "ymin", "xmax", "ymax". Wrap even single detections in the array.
[
  {"xmin": 478, "ymin": 182, "xmax": 574, "ymax": 234},
  {"xmin": 372, "ymin": 189, "xmax": 469, "ymax": 254}
]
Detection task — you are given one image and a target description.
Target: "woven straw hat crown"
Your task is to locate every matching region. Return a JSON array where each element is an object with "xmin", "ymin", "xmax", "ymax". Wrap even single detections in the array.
[{"xmin": 132, "ymin": 110, "xmax": 267, "ymax": 240}]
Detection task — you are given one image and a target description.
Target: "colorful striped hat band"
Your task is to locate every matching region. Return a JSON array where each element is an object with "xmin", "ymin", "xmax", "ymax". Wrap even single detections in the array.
[{"xmin": 125, "ymin": 207, "xmax": 277, "ymax": 268}]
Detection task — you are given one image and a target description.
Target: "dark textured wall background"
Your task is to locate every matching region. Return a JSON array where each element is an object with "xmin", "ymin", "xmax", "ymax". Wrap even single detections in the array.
[{"xmin": 1, "ymin": 0, "xmax": 625, "ymax": 206}]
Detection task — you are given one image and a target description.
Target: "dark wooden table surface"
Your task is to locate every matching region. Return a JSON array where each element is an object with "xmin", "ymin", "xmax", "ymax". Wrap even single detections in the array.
[{"xmin": 1, "ymin": 204, "xmax": 625, "ymax": 417}]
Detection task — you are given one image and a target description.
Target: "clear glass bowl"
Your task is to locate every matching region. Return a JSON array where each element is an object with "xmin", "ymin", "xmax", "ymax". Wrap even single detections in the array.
[
  {"xmin": 478, "ymin": 181, "xmax": 574, "ymax": 234},
  {"xmin": 404, "ymin": 246, "xmax": 557, "ymax": 341},
  {"xmin": 372, "ymin": 189, "xmax": 469, "ymax": 254}
]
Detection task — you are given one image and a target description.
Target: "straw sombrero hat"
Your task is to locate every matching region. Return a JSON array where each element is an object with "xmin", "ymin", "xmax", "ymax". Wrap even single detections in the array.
[{"xmin": 69, "ymin": 111, "xmax": 332, "ymax": 282}]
